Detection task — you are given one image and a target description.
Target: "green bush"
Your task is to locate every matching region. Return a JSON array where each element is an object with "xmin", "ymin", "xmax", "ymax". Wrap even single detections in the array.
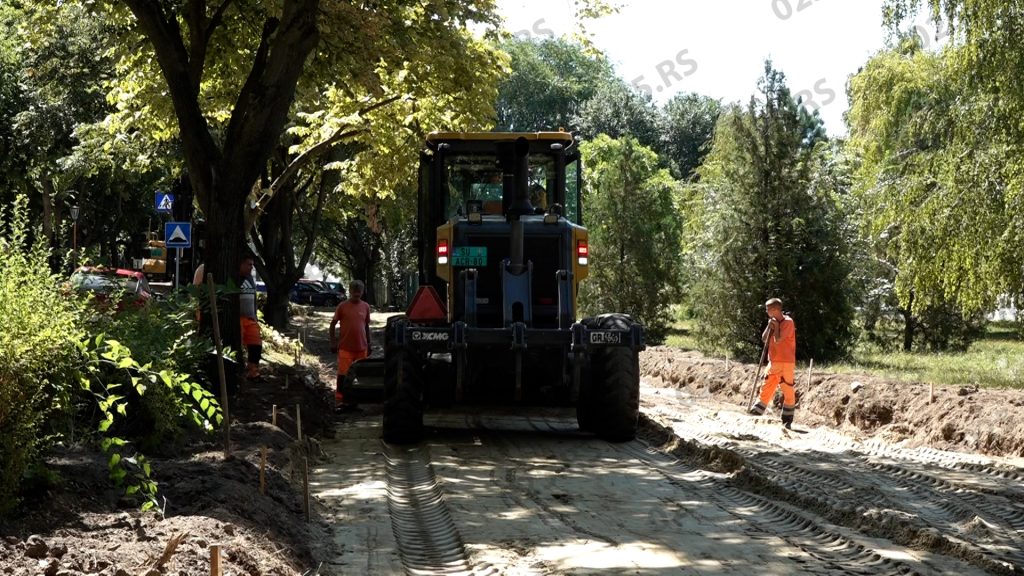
[
  {"xmin": 1, "ymin": 195, "xmax": 221, "ymax": 517},
  {"xmin": 0, "ymin": 197, "xmax": 84, "ymax": 516},
  {"xmin": 80, "ymin": 294, "xmax": 212, "ymax": 455}
]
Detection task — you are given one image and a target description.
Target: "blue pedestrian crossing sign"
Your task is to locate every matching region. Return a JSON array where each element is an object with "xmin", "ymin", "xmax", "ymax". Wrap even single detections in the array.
[
  {"xmin": 165, "ymin": 222, "xmax": 191, "ymax": 248},
  {"xmin": 155, "ymin": 192, "xmax": 174, "ymax": 214}
]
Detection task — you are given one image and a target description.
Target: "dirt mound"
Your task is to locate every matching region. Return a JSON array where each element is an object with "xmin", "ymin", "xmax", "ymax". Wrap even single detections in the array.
[
  {"xmin": 0, "ymin": 360, "xmax": 336, "ymax": 576},
  {"xmin": 641, "ymin": 346, "xmax": 1024, "ymax": 458}
]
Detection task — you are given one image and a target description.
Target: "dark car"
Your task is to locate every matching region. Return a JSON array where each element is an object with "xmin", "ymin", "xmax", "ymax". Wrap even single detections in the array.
[
  {"xmin": 289, "ymin": 281, "xmax": 342, "ymax": 307},
  {"xmin": 322, "ymin": 281, "xmax": 347, "ymax": 299},
  {"xmin": 299, "ymin": 279, "xmax": 346, "ymax": 301}
]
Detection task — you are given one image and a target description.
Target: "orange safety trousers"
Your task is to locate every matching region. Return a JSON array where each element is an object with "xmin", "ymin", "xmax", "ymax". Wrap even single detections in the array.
[
  {"xmin": 335, "ymin": 348, "xmax": 368, "ymax": 403},
  {"xmin": 751, "ymin": 362, "xmax": 796, "ymax": 421}
]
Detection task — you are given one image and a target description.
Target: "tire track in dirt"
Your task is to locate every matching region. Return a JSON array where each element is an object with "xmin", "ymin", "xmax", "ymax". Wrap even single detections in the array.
[
  {"xmin": 384, "ymin": 443, "xmax": 495, "ymax": 575},
  {"xmin": 616, "ymin": 441, "xmax": 923, "ymax": 576},
  {"xmin": 644, "ymin": 403, "xmax": 1024, "ymax": 574},
  {"xmin": 420, "ymin": 411, "xmax": 986, "ymax": 575},
  {"xmin": 316, "ymin": 386, "xmax": 1020, "ymax": 574},
  {"xmin": 742, "ymin": 451, "xmax": 1024, "ymax": 573}
]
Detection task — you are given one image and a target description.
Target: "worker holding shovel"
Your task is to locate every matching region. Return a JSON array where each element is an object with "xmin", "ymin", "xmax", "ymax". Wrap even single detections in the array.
[{"xmin": 748, "ymin": 297, "xmax": 797, "ymax": 429}]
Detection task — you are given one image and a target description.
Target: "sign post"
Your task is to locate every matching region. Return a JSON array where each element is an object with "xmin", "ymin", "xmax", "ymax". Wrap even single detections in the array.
[
  {"xmin": 164, "ymin": 222, "xmax": 192, "ymax": 290},
  {"xmin": 70, "ymin": 204, "xmax": 80, "ymax": 271}
]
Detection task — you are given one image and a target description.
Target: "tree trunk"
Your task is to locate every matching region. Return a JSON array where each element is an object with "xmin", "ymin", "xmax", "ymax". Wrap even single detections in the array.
[
  {"xmin": 263, "ymin": 284, "xmax": 292, "ymax": 331},
  {"xmin": 123, "ymin": 0, "xmax": 322, "ymax": 363},
  {"xmin": 202, "ymin": 178, "xmax": 249, "ymax": 366},
  {"xmin": 251, "ymin": 170, "xmax": 307, "ymax": 331},
  {"xmin": 901, "ymin": 291, "xmax": 916, "ymax": 352}
]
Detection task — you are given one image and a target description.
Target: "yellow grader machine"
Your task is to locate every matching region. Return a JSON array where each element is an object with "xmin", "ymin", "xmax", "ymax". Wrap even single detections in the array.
[{"xmin": 346, "ymin": 132, "xmax": 644, "ymax": 443}]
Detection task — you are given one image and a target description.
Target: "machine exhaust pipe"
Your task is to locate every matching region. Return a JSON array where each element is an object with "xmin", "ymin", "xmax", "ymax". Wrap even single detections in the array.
[{"xmin": 508, "ymin": 137, "xmax": 531, "ymax": 275}]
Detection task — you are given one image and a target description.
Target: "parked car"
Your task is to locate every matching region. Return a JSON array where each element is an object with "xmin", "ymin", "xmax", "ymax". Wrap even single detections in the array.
[
  {"xmin": 298, "ymin": 278, "xmax": 346, "ymax": 300},
  {"xmin": 323, "ymin": 281, "xmax": 347, "ymax": 299},
  {"xmin": 70, "ymin": 266, "xmax": 155, "ymax": 307},
  {"xmin": 289, "ymin": 281, "xmax": 342, "ymax": 307}
]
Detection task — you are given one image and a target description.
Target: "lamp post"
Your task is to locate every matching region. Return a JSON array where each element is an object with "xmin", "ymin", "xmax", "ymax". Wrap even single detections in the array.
[{"xmin": 70, "ymin": 204, "xmax": 80, "ymax": 270}]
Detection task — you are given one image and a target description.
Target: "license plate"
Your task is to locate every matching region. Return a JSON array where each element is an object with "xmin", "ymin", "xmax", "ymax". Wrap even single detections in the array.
[
  {"xmin": 452, "ymin": 246, "xmax": 487, "ymax": 267},
  {"xmin": 589, "ymin": 331, "xmax": 623, "ymax": 344}
]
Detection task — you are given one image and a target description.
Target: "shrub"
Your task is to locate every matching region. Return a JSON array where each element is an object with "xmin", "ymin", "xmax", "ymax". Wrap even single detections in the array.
[{"xmin": 0, "ymin": 197, "xmax": 84, "ymax": 516}]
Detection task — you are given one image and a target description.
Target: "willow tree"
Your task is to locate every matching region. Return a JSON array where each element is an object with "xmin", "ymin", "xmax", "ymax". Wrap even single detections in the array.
[
  {"xmin": 846, "ymin": 40, "xmax": 993, "ymax": 350},
  {"xmin": 871, "ymin": 0, "xmax": 1024, "ymax": 314}
]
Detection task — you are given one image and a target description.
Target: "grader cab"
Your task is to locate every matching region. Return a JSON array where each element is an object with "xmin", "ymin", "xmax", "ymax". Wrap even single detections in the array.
[{"xmin": 348, "ymin": 132, "xmax": 644, "ymax": 443}]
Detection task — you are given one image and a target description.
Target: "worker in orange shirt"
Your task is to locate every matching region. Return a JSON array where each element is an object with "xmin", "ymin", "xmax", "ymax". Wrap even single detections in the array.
[
  {"xmin": 749, "ymin": 297, "xmax": 797, "ymax": 429},
  {"xmin": 329, "ymin": 280, "xmax": 371, "ymax": 412}
]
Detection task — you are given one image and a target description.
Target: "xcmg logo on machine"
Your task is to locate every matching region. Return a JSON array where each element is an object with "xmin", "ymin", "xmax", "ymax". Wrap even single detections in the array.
[
  {"xmin": 589, "ymin": 331, "xmax": 623, "ymax": 344},
  {"xmin": 411, "ymin": 331, "xmax": 450, "ymax": 342}
]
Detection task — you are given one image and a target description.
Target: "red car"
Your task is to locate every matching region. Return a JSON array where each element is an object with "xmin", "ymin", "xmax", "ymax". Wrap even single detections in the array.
[{"xmin": 70, "ymin": 266, "xmax": 154, "ymax": 306}]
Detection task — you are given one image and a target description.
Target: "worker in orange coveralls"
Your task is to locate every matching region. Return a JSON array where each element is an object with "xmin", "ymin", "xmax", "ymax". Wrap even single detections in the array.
[
  {"xmin": 749, "ymin": 297, "xmax": 797, "ymax": 429},
  {"xmin": 329, "ymin": 280, "xmax": 371, "ymax": 412}
]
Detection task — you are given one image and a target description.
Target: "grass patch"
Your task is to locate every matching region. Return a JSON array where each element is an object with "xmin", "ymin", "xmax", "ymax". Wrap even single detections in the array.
[
  {"xmin": 663, "ymin": 319, "xmax": 1024, "ymax": 389},
  {"xmin": 663, "ymin": 318, "xmax": 700, "ymax": 351},
  {"xmin": 828, "ymin": 332, "xmax": 1024, "ymax": 389}
]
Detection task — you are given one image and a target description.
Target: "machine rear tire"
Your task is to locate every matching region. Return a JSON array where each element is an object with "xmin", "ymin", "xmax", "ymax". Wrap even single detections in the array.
[
  {"xmin": 382, "ymin": 317, "xmax": 424, "ymax": 444},
  {"xmin": 581, "ymin": 314, "xmax": 640, "ymax": 442},
  {"xmin": 576, "ymin": 353, "xmax": 596, "ymax": 432}
]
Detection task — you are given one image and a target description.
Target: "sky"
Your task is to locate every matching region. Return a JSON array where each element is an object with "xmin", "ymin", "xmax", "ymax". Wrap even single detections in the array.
[{"xmin": 497, "ymin": 0, "xmax": 938, "ymax": 136}]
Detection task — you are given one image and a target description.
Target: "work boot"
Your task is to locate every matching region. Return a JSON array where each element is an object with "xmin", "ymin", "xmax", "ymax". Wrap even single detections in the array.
[{"xmin": 781, "ymin": 415, "xmax": 794, "ymax": 430}]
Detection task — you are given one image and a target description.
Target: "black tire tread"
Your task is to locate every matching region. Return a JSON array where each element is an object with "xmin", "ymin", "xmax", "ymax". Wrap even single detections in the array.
[
  {"xmin": 382, "ymin": 316, "xmax": 424, "ymax": 444},
  {"xmin": 580, "ymin": 314, "xmax": 640, "ymax": 441}
]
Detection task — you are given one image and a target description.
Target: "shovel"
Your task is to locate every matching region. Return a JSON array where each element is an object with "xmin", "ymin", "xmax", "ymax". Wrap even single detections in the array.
[{"xmin": 746, "ymin": 335, "xmax": 769, "ymax": 409}]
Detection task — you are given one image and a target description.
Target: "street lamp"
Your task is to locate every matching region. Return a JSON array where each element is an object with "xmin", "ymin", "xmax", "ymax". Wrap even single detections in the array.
[{"xmin": 70, "ymin": 204, "xmax": 80, "ymax": 270}]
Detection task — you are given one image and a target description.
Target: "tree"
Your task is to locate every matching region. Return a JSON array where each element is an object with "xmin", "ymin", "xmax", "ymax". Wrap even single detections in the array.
[
  {"xmin": 846, "ymin": 40, "xmax": 1002, "ymax": 349},
  {"xmin": 658, "ymin": 92, "xmax": 722, "ymax": 180},
  {"xmin": 494, "ymin": 37, "xmax": 615, "ymax": 132},
  {"xmin": 873, "ymin": 0, "xmax": 1024, "ymax": 314},
  {"xmin": 4, "ymin": 4, "xmax": 140, "ymax": 267},
  {"xmin": 576, "ymin": 79, "xmax": 661, "ymax": 153},
  {"xmin": 23, "ymin": 1, "xmax": 506, "ymax": 351},
  {"xmin": 689, "ymin": 62, "xmax": 854, "ymax": 362},
  {"xmin": 0, "ymin": 6, "xmax": 28, "ymax": 212},
  {"xmin": 578, "ymin": 134, "xmax": 683, "ymax": 341}
]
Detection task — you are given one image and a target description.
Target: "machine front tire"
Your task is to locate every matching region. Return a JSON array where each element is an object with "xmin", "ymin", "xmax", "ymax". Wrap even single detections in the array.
[
  {"xmin": 382, "ymin": 317, "xmax": 424, "ymax": 444},
  {"xmin": 581, "ymin": 314, "xmax": 640, "ymax": 442}
]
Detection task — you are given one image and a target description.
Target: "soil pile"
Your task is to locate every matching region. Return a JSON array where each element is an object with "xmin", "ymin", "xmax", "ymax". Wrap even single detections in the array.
[
  {"xmin": 0, "ymin": 357, "xmax": 336, "ymax": 576},
  {"xmin": 641, "ymin": 346, "xmax": 1024, "ymax": 457}
]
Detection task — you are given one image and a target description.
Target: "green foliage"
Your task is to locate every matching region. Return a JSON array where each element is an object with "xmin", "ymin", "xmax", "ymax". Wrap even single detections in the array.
[
  {"xmin": 688, "ymin": 62, "xmax": 855, "ymax": 362},
  {"xmin": 75, "ymin": 330, "xmax": 221, "ymax": 511},
  {"xmin": 1, "ymin": 196, "xmax": 221, "ymax": 516},
  {"xmin": 0, "ymin": 197, "xmax": 83, "ymax": 516},
  {"xmin": 0, "ymin": 6, "xmax": 29, "ymax": 208},
  {"xmin": 494, "ymin": 37, "xmax": 616, "ymax": 132},
  {"xmin": 658, "ymin": 93, "xmax": 722, "ymax": 180},
  {"xmin": 578, "ymin": 134, "xmax": 683, "ymax": 341},
  {"xmin": 577, "ymin": 79, "xmax": 662, "ymax": 153},
  {"xmin": 859, "ymin": 2, "xmax": 1024, "ymax": 315},
  {"xmin": 78, "ymin": 292, "xmax": 219, "ymax": 454}
]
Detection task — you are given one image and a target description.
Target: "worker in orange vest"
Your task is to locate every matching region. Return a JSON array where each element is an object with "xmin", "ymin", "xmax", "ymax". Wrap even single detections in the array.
[
  {"xmin": 193, "ymin": 256, "xmax": 263, "ymax": 380},
  {"xmin": 749, "ymin": 297, "xmax": 797, "ymax": 429}
]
